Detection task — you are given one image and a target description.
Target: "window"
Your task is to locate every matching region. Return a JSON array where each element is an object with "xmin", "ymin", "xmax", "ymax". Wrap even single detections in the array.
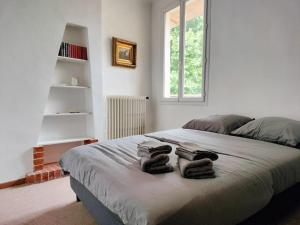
[{"xmin": 164, "ymin": 0, "xmax": 208, "ymax": 101}]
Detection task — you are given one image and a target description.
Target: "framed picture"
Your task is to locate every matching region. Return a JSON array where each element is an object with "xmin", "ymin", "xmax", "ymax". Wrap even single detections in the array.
[{"xmin": 112, "ymin": 37, "xmax": 137, "ymax": 68}]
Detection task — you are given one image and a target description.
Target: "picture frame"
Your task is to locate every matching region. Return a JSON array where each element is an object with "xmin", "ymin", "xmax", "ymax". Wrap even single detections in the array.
[{"xmin": 112, "ymin": 37, "xmax": 137, "ymax": 68}]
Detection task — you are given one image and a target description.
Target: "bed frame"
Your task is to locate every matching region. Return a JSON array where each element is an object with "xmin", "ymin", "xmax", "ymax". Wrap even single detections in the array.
[
  {"xmin": 70, "ymin": 176, "xmax": 124, "ymax": 225},
  {"xmin": 71, "ymin": 176, "xmax": 300, "ymax": 225}
]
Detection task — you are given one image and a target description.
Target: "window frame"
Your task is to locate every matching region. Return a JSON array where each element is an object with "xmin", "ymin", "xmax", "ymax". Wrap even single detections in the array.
[{"xmin": 162, "ymin": 0, "xmax": 210, "ymax": 103}]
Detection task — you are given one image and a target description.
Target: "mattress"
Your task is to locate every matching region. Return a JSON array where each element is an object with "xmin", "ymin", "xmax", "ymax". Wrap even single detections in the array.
[{"xmin": 60, "ymin": 129, "xmax": 300, "ymax": 225}]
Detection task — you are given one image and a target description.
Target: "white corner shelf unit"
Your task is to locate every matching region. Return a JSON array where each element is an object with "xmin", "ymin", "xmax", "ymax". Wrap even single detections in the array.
[{"xmin": 38, "ymin": 24, "xmax": 95, "ymax": 146}]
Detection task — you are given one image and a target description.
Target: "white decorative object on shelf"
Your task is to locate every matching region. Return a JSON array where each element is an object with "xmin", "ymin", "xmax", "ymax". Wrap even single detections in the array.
[{"xmin": 71, "ymin": 77, "xmax": 79, "ymax": 86}]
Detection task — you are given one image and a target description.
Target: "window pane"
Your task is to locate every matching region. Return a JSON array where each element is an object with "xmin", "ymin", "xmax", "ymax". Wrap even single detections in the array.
[
  {"xmin": 183, "ymin": 0, "xmax": 205, "ymax": 98},
  {"xmin": 164, "ymin": 6, "xmax": 180, "ymax": 98}
]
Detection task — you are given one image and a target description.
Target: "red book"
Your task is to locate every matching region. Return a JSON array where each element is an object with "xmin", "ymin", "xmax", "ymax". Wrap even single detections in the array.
[
  {"xmin": 70, "ymin": 44, "xmax": 73, "ymax": 58},
  {"xmin": 73, "ymin": 45, "xmax": 76, "ymax": 58},
  {"xmin": 77, "ymin": 46, "xmax": 80, "ymax": 59},
  {"xmin": 68, "ymin": 44, "xmax": 72, "ymax": 58},
  {"xmin": 72, "ymin": 45, "xmax": 75, "ymax": 58},
  {"xmin": 83, "ymin": 48, "xmax": 86, "ymax": 60}
]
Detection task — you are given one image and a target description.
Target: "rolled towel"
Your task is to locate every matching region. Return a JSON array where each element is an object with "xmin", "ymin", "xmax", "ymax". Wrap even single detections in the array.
[
  {"xmin": 178, "ymin": 158, "xmax": 215, "ymax": 179},
  {"xmin": 141, "ymin": 154, "xmax": 174, "ymax": 174},
  {"xmin": 176, "ymin": 142, "xmax": 218, "ymax": 161}
]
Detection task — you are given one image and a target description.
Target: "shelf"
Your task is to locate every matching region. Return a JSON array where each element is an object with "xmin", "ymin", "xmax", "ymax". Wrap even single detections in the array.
[
  {"xmin": 38, "ymin": 25, "xmax": 94, "ymax": 150},
  {"xmin": 37, "ymin": 137, "xmax": 94, "ymax": 146},
  {"xmin": 57, "ymin": 56, "xmax": 87, "ymax": 64},
  {"xmin": 44, "ymin": 112, "xmax": 92, "ymax": 117},
  {"xmin": 51, "ymin": 85, "xmax": 90, "ymax": 89}
]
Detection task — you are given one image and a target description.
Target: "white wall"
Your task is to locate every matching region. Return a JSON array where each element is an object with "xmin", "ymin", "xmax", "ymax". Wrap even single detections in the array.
[
  {"xmin": 0, "ymin": 0, "xmax": 152, "ymax": 183},
  {"xmin": 152, "ymin": 0, "xmax": 300, "ymax": 131},
  {"xmin": 0, "ymin": 0, "xmax": 103, "ymax": 183},
  {"xmin": 101, "ymin": 0, "xmax": 153, "ymax": 134},
  {"xmin": 102, "ymin": 0, "xmax": 152, "ymax": 97}
]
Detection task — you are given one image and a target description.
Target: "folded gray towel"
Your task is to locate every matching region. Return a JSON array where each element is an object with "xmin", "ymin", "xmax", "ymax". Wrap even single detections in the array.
[
  {"xmin": 176, "ymin": 142, "xmax": 218, "ymax": 161},
  {"xmin": 138, "ymin": 148, "xmax": 171, "ymax": 158},
  {"xmin": 176, "ymin": 148, "xmax": 219, "ymax": 161},
  {"xmin": 178, "ymin": 158, "xmax": 215, "ymax": 179},
  {"xmin": 140, "ymin": 154, "xmax": 174, "ymax": 174},
  {"xmin": 137, "ymin": 140, "xmax": 172, "ymax": 158},
  {"xmin": 138, "ymin": 141, "xmax": 172, "ymax": 152}
]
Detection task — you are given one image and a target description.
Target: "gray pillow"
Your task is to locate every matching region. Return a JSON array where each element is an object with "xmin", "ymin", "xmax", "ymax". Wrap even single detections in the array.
[
  {"xmin": 231, "ymin": 117, "xmax": 300, "ymax": 148},
  {"xmin": 182, "ymin": 114, "xmax": 253, "ymax": 135}
]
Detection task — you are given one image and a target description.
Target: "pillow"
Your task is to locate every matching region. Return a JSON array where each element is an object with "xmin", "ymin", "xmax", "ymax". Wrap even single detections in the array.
[
  {"xmin": 182, "ymin": 114, "xmax": 253, "ymax": 135},
  {"xmin": 231, "ymin": 117, "xmax": 300, "ymax": 148}
]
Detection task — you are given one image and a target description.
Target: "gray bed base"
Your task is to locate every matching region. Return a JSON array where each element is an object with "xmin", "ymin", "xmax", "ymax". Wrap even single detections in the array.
[
  {"xmin": 70, "ymin": 176, "xmax": 300, "ymax": 225},
  {"xmin": 70, "ymin": 176, "xmax": 125, "ymax": 225}
]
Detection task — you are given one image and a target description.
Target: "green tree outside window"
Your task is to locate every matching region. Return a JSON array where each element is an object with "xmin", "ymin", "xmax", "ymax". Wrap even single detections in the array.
[{"xmin": 169, "ymin": 16, "xmax": 204, "ymax": 96}]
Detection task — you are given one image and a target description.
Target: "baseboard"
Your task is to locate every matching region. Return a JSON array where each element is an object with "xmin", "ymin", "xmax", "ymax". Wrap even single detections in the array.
[{"xmin": 0, "ymin": 178, "xmax": 26, "ymax": 189}]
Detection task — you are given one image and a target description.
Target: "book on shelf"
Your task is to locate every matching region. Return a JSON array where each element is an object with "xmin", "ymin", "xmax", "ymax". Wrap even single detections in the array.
[{"xmin": 58, "ymin": 42, "xmax": 88, "ymax": 60}]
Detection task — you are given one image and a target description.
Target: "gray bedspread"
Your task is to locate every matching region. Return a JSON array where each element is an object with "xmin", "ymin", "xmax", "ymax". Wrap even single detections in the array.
[{"xmin": 60, "ymin": 129, "xmax": 300, "ymax": 225}]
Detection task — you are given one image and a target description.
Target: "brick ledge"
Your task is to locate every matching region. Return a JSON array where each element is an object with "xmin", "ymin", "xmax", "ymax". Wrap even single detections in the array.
[{"xmin": 26, "ymin": 163, "xmax": 65, "ymax": 184}]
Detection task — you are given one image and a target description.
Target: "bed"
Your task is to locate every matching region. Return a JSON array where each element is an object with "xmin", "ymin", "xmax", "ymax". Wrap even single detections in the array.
[{"xmin": 60, "ymin": 129, "xmax": 300, "ymax": 225}]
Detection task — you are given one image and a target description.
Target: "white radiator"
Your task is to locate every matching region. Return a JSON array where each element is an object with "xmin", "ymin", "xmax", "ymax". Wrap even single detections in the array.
[{"xmin": 106, "ymin": 96, "xmax": 147, "ymax": 139}]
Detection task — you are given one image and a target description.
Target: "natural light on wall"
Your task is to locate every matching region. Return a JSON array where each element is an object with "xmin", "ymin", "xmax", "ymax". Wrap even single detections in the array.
[{"xmin": 164, "ymin": 0, "xmax": 206, "ymax": 100}]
